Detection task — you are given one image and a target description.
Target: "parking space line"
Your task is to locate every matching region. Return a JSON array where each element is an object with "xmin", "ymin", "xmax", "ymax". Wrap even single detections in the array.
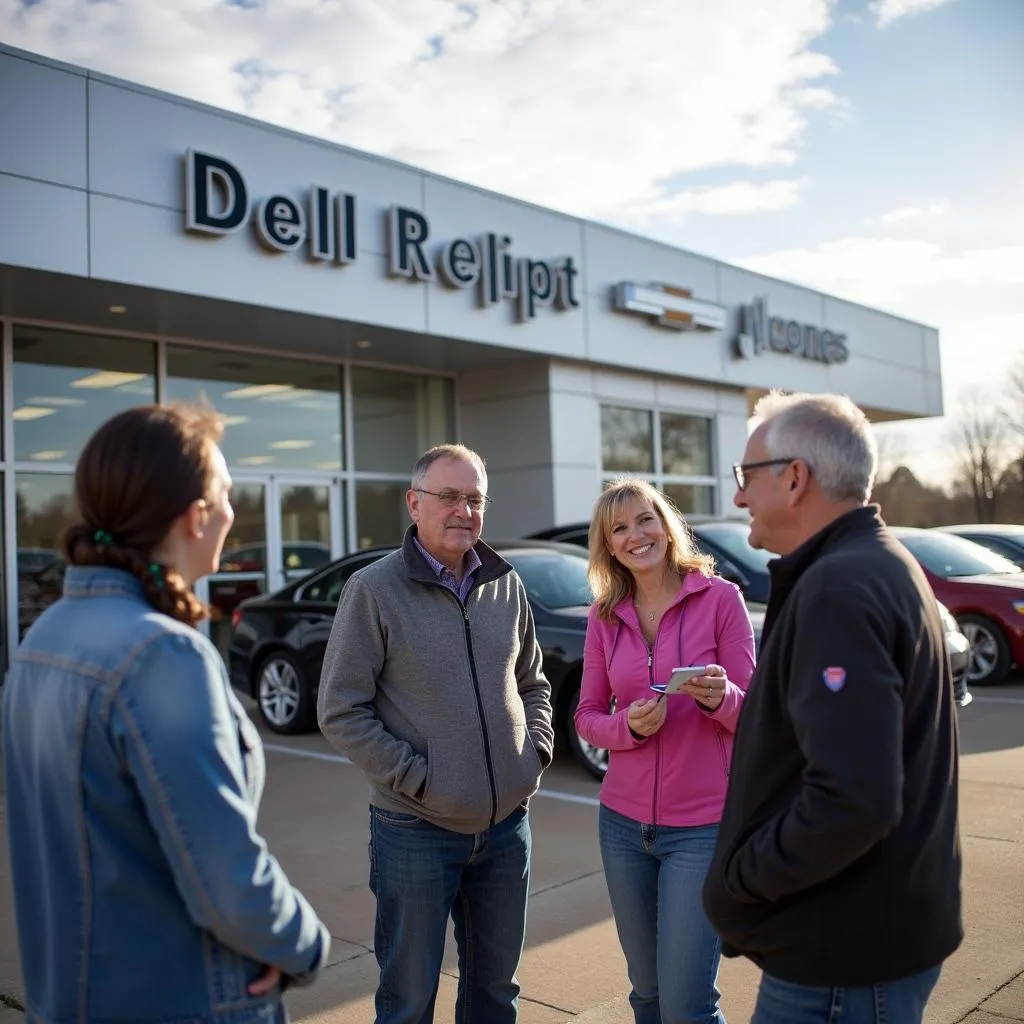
[
  {"xmin": 263, "ymin": 743, "xmax": 600, "ymax": 807},
  {"xmin": 969, "ymin": 696, "xmax": 1024, "ymax": 705}
]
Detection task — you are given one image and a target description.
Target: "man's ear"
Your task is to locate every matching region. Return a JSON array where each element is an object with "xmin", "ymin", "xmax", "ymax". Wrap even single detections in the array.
[
  {"xmin": 786, "ymin": 460, "xmax": 813, "ymax": 504},
  {"xmin": 406, "ymin": 488, "xmax": 420, "ymax": 520}
]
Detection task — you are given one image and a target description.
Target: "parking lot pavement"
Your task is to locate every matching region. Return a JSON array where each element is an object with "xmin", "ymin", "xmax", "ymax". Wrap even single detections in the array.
[{"xmin": 0, "ymin": 685, "xmax": 1021, "ymax": 1021}]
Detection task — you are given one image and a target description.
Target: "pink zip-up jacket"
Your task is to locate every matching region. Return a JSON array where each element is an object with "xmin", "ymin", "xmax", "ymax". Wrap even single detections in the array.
[{"xmin": 575, "ymin": 572, "xmax": 755, "ymax": 827}]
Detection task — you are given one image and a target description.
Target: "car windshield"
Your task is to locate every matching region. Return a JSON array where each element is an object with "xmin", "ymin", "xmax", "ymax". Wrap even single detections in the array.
[
  {"xmin": 503, "ymin": 550, "xmax": 593, "ymax": 610},
  {"xmin": 693, "ymin": 525, "xmax": 775, "ymax": 574},
  {"xmin": 896, "ymin": 531, "xmax": 1022, "ymax": 578}
]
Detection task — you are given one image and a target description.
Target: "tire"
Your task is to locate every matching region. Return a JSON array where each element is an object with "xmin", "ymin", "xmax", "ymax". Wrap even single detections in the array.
[
  {"xmin": 564, "ymin": 683, "xmax": 609, "ymax": 782},
  {"xmin": 956, "ymin": 614, "xmax": 1012, "ymax": 687},
  {"xmin": 255, "ymin": 650, "xmax": 316, "ymax": 734}
]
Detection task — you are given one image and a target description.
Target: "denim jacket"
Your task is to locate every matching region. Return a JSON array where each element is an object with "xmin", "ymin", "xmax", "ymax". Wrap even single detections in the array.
[{"xmin": 2, "ymin": 567, "xmax": 329, "ymax": 1024}]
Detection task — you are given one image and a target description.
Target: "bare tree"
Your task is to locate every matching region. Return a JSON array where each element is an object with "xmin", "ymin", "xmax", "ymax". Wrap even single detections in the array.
[
  {"xmin": 872, "ymin": 426, "xmax": 908, "ymax": 485},
  {"xmin": 1006, "ymin": 349, "xmax": 1024, "ymax": 438},
  {"xmin": 949, "ymin": 388, "xmax": 1010, "ymax": 522}
]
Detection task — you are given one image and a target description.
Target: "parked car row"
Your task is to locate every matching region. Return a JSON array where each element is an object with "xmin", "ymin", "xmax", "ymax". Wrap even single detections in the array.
[{"xmin": 227, "ymin": 515, "xmax": 994, "ymax": 780}]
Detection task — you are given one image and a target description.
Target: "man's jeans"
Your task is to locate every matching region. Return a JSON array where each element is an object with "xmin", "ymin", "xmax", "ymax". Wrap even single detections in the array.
[
  {"xmin": 752, "ymin": 965, "xmax": 943, "ymax": 1024},
  {"xmin": 599, "ymin": 805, "xmax": 725, "ymax": 1024},
  {"xmin": 368, "ymin": 803, "xmax": 531, "ymax": 1024}
]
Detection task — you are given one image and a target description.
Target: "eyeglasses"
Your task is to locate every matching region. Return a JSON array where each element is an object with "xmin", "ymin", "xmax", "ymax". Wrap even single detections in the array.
[
  {"xmin": 732, "ymin": 458, "xmax": 797, "ymax": 492},
  {"xmin": 415, "ymin": 488, "xmax": 491, "ymax": 511}
]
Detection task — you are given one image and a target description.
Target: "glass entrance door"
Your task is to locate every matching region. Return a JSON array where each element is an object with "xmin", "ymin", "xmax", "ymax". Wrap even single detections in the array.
[{"xmin": 196, "ymin": 475, "xmax": 342, "ymax": 659}]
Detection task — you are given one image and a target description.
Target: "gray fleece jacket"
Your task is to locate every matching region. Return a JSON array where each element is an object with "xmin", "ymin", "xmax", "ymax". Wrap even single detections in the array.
[{"xmin": 317, "ymin": 527, "xmax": 554, "ymax": 835}]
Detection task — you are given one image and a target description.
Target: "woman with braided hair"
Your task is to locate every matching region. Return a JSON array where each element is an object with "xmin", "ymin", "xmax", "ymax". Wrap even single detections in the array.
[{"xmin": 2, "ymin": 402, "xmax": 329, "ymax": 1024}]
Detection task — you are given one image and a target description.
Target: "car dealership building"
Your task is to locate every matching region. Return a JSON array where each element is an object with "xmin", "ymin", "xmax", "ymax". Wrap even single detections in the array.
[{"xmin": 0, "ymin": 42, "xmax": 944, "ymax": 660}]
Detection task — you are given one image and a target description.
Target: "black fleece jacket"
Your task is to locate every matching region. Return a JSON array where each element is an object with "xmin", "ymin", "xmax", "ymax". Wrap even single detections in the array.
[{"xmin": 702, "ymin": 506, "xmax": 963, "ymax": 986}]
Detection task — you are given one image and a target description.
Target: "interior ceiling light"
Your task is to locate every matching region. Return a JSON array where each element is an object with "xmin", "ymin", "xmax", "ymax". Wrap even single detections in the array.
[
  {"xmin": 108, "ymin": 304, "xmax": 127, "ymax": 314},
  {"xmin": 70, "ymin": 371, "xmax": 148, "ymax": 390},
  {"xmin": 356, "ymin": 340, "xmax": 372, "ymax": 349},
  {"xmin": 26, "ymin": 396, "xmax": 86, "ymax": 407},
  {"xmin": 223, "ymin": 383, "xmax": 295, "ymax": 399},
  {"xmin": 12, "ymin": 406, "xmax": 57, "ymax": 421},
  {"xmin": 29, "ymin": 450, "xmax": 66, "ymax": 461},
  {"xmin": 269, "ymin": 440, "xmax": 315, "ymax": 450},
  {"xmin": 221, "ymin": 415, "xmax": 251, "ymax": 426},
  {"xmin": 237, "ymin": 455, "xmax": 274, "ymax": 465}
]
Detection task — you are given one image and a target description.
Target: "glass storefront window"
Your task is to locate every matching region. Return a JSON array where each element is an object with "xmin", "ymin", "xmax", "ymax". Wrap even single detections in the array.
[
  {"xmin": 662, "ymin": 483, "xmax": 715, "ymax": 518},
  {"xmin": 15, "ymin": 473, "xmax": 75, "ymax": 639},
  {"xmin": 12, "ymin": 327, "xmax": 156, "ymax": 464},
  {"xmin": 352, "ymin": 368, "xmax": 454, "ymax": 473},
  {"xmin": 166, "ymin": 347, "xmax": 343, "ymax": 472},
  {"xmin": 601, "ymin": 405, "xmax": 654, "ymax": 473},
  {"xmin": 355, "ymin": 481, "xmax": 408, "ymax": 549},
  {"xmin": 661, "ymin": 413, "xmax": 713, "ymax": 476}
]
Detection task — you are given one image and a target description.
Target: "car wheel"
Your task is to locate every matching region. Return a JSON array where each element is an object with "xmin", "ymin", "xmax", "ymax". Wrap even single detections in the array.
[
  {"xmin": 256, "ymin": 650, "xmax": 315, "ymax": 734},
  {"xmin": 565, "ymin": 684, "xmax": 608, "ymax": 781},
  {"xmin": 957, "ymin": 614, "xmax": 1011, "ymax": 687}
]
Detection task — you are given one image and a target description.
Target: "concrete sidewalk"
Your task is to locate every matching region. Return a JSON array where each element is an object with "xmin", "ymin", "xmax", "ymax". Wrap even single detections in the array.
[{"xmin": 1, "ymin": 689, "xmax": 1021, "ymax": 1022}]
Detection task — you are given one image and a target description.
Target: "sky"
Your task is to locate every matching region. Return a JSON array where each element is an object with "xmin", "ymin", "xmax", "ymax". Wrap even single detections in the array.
[{"xmin": 1, "ymin": 0, "xmax": 1021, "ymax": 487}]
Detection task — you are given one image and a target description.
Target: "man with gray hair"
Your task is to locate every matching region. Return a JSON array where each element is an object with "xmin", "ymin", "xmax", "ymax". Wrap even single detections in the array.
[
  {"xmin": 318, "ymin": 443, "xmax": 553, "ymax": 1024},
  {"xmin": 703, "ymin": 391, "xmax": 962, "ymax": 1023}
]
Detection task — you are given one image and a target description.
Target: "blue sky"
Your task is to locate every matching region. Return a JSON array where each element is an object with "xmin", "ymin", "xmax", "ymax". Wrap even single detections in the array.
[{"xmin": 2, "ymin": 0, "xmax": 1021, "ymax": 484}]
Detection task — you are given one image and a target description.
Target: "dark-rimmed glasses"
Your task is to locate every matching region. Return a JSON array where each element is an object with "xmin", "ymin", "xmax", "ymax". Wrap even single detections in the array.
[
  {"xmin": 732, "ymin": 459, "xmax": 797, "ymax": 492},
  {"xmin": 415, "ymin": 488, "xmax": 491, "ymax": 511}
]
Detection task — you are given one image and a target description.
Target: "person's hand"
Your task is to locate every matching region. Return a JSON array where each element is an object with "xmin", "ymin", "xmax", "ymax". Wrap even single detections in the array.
[
  {"xmin": 678, "ymin": 664, "xmax": 728, "ymax": 711},
  {"xmin": 248, "ymin": 965, "xmax": 282, "ymax": 996},
  {"xmin": 627, "ymin": 695, "xmax": 667, "ymax": 737}
]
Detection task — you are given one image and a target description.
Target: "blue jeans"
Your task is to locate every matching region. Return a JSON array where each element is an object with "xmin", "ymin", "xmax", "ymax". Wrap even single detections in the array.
[
  {"xmin": 752, "ymin": 965, "xmax": 943, "ymax": 1024},
  {"xmin": 599, "ymin": 805, "xmax": 725, "ymax": 1024},
  {"xmin": 368, "ymin": 803, "xmax": 531, "ymax": 1024}
]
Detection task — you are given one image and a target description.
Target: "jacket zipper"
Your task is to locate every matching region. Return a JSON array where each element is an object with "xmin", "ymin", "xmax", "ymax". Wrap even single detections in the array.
[
  {"xmin": 461, "ymin": 603, "xmax": 499, "ymax": 829},
  {"xmin": 647, "ymin": 637, "xmax": 661, "ymax": 825}
]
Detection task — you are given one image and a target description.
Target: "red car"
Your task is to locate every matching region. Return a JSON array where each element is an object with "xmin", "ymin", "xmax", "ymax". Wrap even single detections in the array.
[{"xmin": 891, "ymin": 527, "xmax": 1024, "ymax": 687}]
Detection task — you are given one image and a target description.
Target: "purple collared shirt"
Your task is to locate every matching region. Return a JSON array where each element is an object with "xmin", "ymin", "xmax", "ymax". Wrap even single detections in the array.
[{"xmin": 413, "ymin": 535, "xmax": 482, "ymax": 604}]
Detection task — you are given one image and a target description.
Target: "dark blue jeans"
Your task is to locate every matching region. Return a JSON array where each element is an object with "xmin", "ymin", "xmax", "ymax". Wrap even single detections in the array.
[
  {"xmin": 368, "ymin": 804, "xmax": 531, "ymax": 1024},
  {"xmin": 752, "ymin": 965, "xmax": 943, "ymax": 1024},
  {"xmin": 599, "ymin": 804, "xmax": 725, "ymax": 1024}
]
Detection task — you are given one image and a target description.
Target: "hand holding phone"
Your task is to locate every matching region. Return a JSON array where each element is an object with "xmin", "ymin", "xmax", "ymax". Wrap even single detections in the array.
[{"xmin": 650, "ymin": 665, "xmax": 709, "ymax": 695}]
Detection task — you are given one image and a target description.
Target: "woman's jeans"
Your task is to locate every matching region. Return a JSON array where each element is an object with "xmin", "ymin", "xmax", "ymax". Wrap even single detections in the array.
[
  {"xmin": 368, "ymin": 803, "xmax": 531, "ymax": 1024},
  {"xmin": 599, "ymin": 804, "xmax": 725, "ymax": 1024},
  {"xmin": 752, "ymin": 965, "xmax": 942, "ymax": 1023}
]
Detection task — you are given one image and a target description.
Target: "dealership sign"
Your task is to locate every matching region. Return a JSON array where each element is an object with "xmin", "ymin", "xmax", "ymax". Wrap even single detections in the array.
[
  {"xmin": 735, "ymin": 296, "xmax": 849, "ymax": 364},
  {"xmin": 614, "ymin": 282, "xmax": 726, "ymax": 331},
  {"xmin": 183, "ymin": 151, "xmax": 580, "ymax": 323}
]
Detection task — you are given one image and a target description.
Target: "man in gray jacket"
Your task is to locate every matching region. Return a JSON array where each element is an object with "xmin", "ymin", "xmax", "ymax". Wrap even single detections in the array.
[{"xmin": 318, "ymin": 443, "xmax": 554, "ymax": 1024}]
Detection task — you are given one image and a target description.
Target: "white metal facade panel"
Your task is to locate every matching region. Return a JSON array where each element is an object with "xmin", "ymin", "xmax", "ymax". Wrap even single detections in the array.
[
  {"xmin": 0, "ymin": 54, "xmax": 86, "ymax": 188},
  {"xmin": 0, "ymin": 175, "xmax": 89, "ymax": 275}
]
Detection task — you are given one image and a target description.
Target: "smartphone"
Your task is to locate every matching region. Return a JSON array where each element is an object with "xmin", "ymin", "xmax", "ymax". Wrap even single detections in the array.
[{"xmin": 650, "ymin": 665, "xmax": 708, "ymax": 695}]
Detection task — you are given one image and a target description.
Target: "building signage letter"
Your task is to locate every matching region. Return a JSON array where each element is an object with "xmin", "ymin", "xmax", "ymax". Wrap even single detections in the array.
[
  {"xmin": 735, "ymin": 296, "xmax": 849, "ymax": 364},
  {"xmin": 185, "ymin": 151, "xmax": 248, "ymax": 235}
]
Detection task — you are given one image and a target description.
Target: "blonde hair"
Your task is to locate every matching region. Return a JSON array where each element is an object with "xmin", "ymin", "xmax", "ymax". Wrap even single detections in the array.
[{"xmin": 587, "ymin": 478, "xmax": 715, "ymax": 621}]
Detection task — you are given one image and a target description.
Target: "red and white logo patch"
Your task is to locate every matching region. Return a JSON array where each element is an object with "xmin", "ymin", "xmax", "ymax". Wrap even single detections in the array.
[{"xmin": 822, "ymin": 666, "xmax": 847, "ymax": 692}]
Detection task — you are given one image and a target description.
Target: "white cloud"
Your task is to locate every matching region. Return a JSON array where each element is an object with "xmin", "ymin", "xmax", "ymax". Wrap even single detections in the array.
[
  {"xmin": 870, "ymin": 0, "xmax": 954, "ymax": 28},
  {"xmin": 877, "ymin": 200, "xmax": 950, "ymax": 224},
  {"xmin": 734, "ymin": 237, "xmax": 1024, "ymax": 306},
  {"xmin": 622, "ymin": 177, "xmax": 808, "ymax": 225},
  {"xmin": 0, "ymin": 0, "xmax": 839, "ymax": 218}
]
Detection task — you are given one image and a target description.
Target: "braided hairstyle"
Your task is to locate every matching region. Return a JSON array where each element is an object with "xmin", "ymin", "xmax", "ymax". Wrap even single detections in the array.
[{"xmin": 61, "ymin": 402, "xmax": 225, "ymax": 627}]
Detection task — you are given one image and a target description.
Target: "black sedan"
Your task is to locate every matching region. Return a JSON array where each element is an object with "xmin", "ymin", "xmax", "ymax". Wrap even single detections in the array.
[{"xmin": 228, "ymin": 539, "xmax": 610, "ymax": 779}]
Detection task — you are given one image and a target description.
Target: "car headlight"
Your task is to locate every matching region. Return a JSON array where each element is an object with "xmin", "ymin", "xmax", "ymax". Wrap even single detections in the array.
[{"xmin": 936, "ymin": 600, "xmax": 959, "ymax": 633}]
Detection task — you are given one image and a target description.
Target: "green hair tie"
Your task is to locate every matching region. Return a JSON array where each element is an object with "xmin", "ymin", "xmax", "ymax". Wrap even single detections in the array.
[
  {"xmin": 93, "ymin": 529, "xmax": 114, "ymax": 546},
  {"xmin": 149, "ymin": 563, "xmax": 165, "ymax": 589}
]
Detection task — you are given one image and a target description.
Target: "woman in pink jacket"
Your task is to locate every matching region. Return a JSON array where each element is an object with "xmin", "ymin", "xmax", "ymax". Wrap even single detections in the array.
[{"xmin": 575, "ymin": 479, "xmax": 755, "ymax": 1024}]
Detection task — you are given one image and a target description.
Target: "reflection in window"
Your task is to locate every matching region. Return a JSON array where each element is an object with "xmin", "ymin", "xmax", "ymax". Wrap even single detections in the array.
[
  {"xmin": 16, "ymin": 473, "xmax": 75, "ymax": 638},
  {"xmin": 166, "ymin": 347, "xmax": 342, "ymax": 472},
  {"xmin": 12, "ymin": 327, "xmax": 156, "ymax": 464},
  {"xmin": 355, "ymin": 481, "xmax": 407, "ymax": 549},
  {"xmin": 601, "ymin": 406, "xmax": 653, "ymax": 473},
  {"xmin": 352, "ymin": 368, "xmax": 454, "ymax": 473},
  {"xmin": 661, "ymin": 414, "xmax": 713, "ymax": 476},
  {"xmin": 662, "ymin": 484, "xmax": 715, "ymax": 518}
]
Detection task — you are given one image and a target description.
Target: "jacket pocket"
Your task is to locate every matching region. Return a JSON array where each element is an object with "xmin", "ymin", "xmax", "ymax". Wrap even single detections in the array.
[
  {"xmin": 421, "ymin": 731, "xmax": 493, "ymax": 824},
  {"xmin": 493, "ymin": 724, "xmax": 543, "ymax": 815}
]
